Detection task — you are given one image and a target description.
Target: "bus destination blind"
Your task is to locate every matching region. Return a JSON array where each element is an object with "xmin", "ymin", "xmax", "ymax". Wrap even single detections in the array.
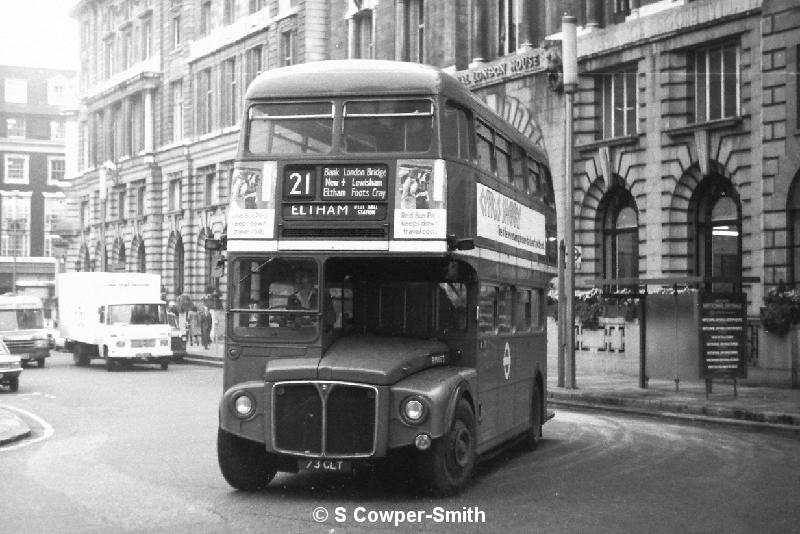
[{"xmin": 283, "ymin": 165, "xmax": 388, "ymax": 220}]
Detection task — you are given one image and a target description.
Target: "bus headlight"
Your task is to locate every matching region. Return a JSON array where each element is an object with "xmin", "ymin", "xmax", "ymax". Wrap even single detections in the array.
[
  {"xmin": 400, "ymin": 396, "xmax": 428, "ymax": 425},
  {"xmin": 232, "ymin": 392, "xmax": 256, "ymax": 419}
]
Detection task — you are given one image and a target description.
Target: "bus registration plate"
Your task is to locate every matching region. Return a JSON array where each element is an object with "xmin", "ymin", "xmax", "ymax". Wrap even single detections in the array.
[{"xmin": 299, "ymin": 459, "xmax": 351, "ymax": 473}]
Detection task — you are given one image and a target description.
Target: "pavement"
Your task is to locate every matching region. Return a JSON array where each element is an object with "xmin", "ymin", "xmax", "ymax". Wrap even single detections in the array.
[{"xmin": 2, "ymin": 344, "xmax": 799, "ymax": 445}]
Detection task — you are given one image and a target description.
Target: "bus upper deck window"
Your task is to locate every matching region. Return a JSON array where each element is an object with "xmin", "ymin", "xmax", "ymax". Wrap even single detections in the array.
[
  {"xmin": 247, "ymin": 102, "xmax": 334, "ymax": 155},
  {"xmin": 343, "ymin": 99, "xmax": 434, "ymax": 153}
]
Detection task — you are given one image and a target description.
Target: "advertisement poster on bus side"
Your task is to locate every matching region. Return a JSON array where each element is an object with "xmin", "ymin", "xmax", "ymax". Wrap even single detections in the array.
[
  {"xmin": 476, "ymin": 183, "xmax": 546, "ymax": 256},
  {"xmin": 228, "ymin": 166, "xmax": 275, "ymax": 239},
  {"xmin": 392, "ymin": 161, "xmax": 446, "ymax": 239}
]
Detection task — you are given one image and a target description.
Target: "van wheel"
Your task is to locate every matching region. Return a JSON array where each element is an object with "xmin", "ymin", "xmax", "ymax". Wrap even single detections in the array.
[
  {"xmin": 422, "ymin": 399, "xmax": 476, "ymax": 496},
  {"xmin": 73, "ymin": 346, "xmax": 90, "ymax": 366},
  {"xmin": 524, "ymin": 383, "xmax": 542, "ymax": 451},
  {"xmin": 9, "ymin": 377, "xmax": 19, "ymax": 392},
  {"xmin": 217, "ymin": 428, "xmax": 277, "ymax": 491}
]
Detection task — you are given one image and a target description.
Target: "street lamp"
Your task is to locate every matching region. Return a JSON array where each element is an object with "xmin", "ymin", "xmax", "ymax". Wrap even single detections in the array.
[{"xmin": 562, "ymin": 14, "xmax": 578, "ymax": 389}]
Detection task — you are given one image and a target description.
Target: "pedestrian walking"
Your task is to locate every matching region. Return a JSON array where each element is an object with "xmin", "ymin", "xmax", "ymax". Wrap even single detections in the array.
[
  {"xmin": 188, "ymin": 307, "xmax": 201, "ymax": 346},
  {"xmin": 200, "ymin": 305, "xmax": 213, "ymax": 349}
]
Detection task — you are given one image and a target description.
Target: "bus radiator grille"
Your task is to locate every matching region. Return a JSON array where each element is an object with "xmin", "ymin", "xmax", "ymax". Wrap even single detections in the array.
[
  {"xmin": 273, "ymin": 382, "xmax": 376, "ymax": 456},
  {"xmin": 281, "ymin": 228, "xmax": 386, "ymax": 238}
]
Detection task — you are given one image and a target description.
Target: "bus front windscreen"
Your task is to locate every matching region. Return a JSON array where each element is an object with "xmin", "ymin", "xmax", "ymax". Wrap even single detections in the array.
[
  {"xmin": 343, "ymin": 99, "xmax": 434, "ymax": 153},
  {"xmin": 247, "ymin": 102, "xmax": 334, "ymax": 155}
]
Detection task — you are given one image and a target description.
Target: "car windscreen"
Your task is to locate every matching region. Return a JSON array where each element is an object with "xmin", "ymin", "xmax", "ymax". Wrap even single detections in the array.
[
  {"xmin": 108, "ymin": 304, "xmax": 167, "ymax": 325},
  {"xmin": 0, "ymin": 308, "xmax": 44, "ymax": 331}
]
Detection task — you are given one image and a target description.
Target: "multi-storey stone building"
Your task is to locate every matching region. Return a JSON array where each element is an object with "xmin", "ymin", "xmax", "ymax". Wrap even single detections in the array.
[
  {"xmin": 67, "ymin": 0, "xmax": 800, "ymax": 332},
  {"xmin": 0, "ymin": 64, "xmax": 75, "ymax": 318}
]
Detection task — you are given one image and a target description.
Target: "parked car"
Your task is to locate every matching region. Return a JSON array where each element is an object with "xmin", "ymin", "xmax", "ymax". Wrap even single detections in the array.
[
  {"xmin": 0, "ymin": 338, "xmax": 22, "ymax": 392},
  {"xmin": 167, "ymin": 312, "xmax": 187, "ymax": 361}
]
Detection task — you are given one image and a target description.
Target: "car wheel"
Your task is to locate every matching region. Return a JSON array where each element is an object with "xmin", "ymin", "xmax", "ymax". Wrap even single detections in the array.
[
  {"xmin": 106, "ymin": 358, "xmax": 116, "ymax": 372},
  {"xmin": 217, "ymin": 427, "xmax": 277, "ymax": 491},
  {"xmin": 9, "ymin": 376, "xmax": 19, "ymax": 392},
  {"xmin": 422, "ymin": 399, "xmax": 476, "ymax": 496},
  {"xmin": 160, "ymin": 361, "xmax": 169, "ymax": 370},
  {"xmin": 37, "ymin": 358, "xmax": 45, "ymax": 368},
  {"xmin": 524, "ymin": 382, "xmax": 542, "ymax": 451}
]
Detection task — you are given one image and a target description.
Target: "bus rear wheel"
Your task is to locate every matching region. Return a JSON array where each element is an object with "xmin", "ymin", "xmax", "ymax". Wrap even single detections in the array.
[
  {"xmin": 422, "ymin": 399, "xmax": 476, "ymax": 496},
  {"xmin": 8, "ymin": 377, "xmax": 19, "ymax": 392},
  {"xmin": 524, "ymin": 383, "xmax": 542, "ymax": 451},
  {"xmin": 217, "ymin": 428, "xmax": 277, "ymax": 491}
]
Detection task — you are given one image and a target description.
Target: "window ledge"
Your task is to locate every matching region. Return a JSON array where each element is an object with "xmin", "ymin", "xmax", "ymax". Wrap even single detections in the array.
[
  {"xmin": 665, "ymin": 116, "xmax": 743, "ymax": 137},
  {"xmin": 576, "ymin": 134, "xmax": 640, "ymax": 153}
]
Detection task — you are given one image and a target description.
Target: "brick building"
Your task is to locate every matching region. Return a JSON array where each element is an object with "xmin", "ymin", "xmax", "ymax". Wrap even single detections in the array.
[
  {"xmin": 66, "ymin": 0, "xmax": 800, "ymax": 331},
  {"xmin": 0, "ymin": 64, "xmax": 75, "ymax": 317}
]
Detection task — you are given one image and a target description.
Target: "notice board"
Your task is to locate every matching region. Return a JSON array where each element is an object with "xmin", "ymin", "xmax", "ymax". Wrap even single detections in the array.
[{"xmin": 698, "ymin": 293, "xmax": 747, "ymax": 379}]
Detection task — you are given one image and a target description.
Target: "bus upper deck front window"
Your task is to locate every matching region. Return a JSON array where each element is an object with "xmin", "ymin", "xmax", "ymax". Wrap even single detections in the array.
[
  {"xmin": 247, "ymin": 102, "xmax": 334, "ymax": 155},
  {"xmin": 343, "ymin": 99, "xmax": 434, "ymax": 153}
]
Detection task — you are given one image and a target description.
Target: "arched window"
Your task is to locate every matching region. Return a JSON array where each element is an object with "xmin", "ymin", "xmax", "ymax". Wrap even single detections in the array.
[
  {"xmin": 173, "ymin": 236, "xmax": 185, "ymax": 296},
  {"xmin": 137, "ymin": 241, "xmax": 146, "ymax": 273},
  {"xmin": 115, "ymin": 241, "xmax": 126, "ymax": 272},
  {"xmin": 692, "ymin": 177, "xmax": 741, "ymax": 293},
  {"xmin": 600, "ymin": 187, "xmax": 638, "ymax": 287}
]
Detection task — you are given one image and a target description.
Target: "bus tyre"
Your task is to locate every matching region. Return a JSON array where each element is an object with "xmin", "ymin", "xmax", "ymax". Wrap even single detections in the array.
[
  {"xmin": 37, "ymin": 358, "xmax": 45, "ymax": 368},
  {"xmin": 217, "ymin": 428, "xmax": 277, "ymax": 491},
  {"xmin": 423, "ymin": 399, "xmax": 476, "ymax": 496},
  {"xmin": 524, "ymin": 383, "xmax": 542, "ymax": 451},
  {"xmin": 106, "ymin": 358, "xmax": 116, "ymax": 372},
  {"xmin": 9, "ymin": 377, "xmax": 19, "ymax": 392}
]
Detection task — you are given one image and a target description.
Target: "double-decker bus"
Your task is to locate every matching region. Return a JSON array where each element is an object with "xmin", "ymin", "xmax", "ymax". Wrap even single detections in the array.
[{"xmin": 214, "ymin": 60, "xmax": 557, "ymax": 496}]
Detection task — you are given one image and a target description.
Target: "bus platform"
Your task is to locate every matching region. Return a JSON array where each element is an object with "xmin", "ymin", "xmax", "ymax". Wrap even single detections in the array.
[{"xmin": 177, "ymin": 344, "xmax": 800, "ymax": 433}]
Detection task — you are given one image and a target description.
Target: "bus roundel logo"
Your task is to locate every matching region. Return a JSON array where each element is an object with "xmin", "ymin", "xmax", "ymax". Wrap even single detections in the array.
[{"xmin": 503, "ymin": 342, "xmax": 511, "ymax": 380}]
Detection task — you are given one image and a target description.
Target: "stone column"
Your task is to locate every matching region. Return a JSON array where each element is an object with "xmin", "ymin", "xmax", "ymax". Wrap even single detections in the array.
[
  {"xmin": 518, "ymin": 0, "xmax": 533, "ymax": 49},
  {"xmin": 472, "ymin": 0, "xmax": 488, "ymax": 64},
  {"xmin": 586, "ymin": 0, "xmax": 602, "ymax": 29},
  {"xmin": 347, "ymin": 15, "xmax": 356, "ymax": 59},
  {"xmin": 395, "ymin": 0, "xmax": 408, "ymax": 61},
  {"xmin": 144, "ymin": 89, "xmax": 154, "ymax": 153}
]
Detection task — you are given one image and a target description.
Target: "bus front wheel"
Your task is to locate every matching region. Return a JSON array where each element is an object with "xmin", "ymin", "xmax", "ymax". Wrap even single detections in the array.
[
  {"xmin": 422, "ymin": 399, "xmax": 476, "ymax": 496},
  {"xmin": 217, "ymin": 428, "xmax": 277, "ymax": 491}
]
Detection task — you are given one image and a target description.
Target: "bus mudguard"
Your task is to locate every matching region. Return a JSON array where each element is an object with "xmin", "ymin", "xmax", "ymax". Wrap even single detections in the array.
[
  {"xmin": 388, "ymin": 366, "xmax": 477, "ymax": 449},
  {"xmin": 219, "ymin": 380, "xmax": 267, "ymax": 443}
]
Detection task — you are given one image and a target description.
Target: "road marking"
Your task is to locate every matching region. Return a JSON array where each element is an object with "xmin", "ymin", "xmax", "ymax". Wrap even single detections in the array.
[{"xmin": 0, "ymin": 404, "xmax": 55, "ymax": 452}]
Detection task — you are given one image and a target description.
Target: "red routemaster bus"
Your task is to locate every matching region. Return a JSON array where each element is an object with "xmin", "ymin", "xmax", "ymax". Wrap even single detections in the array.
[{"xmin": 214, "ymin": 59, "xmax": 557, "ymax": 496}]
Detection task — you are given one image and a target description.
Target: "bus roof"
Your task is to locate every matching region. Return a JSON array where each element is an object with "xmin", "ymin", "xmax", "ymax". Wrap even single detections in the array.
[{"xmin": 245, "ymin": 60, "xmax": 547, "ymax": 163}]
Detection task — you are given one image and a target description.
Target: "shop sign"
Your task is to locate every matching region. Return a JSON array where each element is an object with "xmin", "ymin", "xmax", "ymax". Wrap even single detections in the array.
[{"xmin": 455, "ymin": 48, "xmax": 549, "ymax": 90}]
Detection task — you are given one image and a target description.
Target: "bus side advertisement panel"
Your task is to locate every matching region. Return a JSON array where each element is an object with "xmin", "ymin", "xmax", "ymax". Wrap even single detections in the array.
[{"xmin": 476, "ymin": 183, "xmax": 546, "ymax": 256}]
